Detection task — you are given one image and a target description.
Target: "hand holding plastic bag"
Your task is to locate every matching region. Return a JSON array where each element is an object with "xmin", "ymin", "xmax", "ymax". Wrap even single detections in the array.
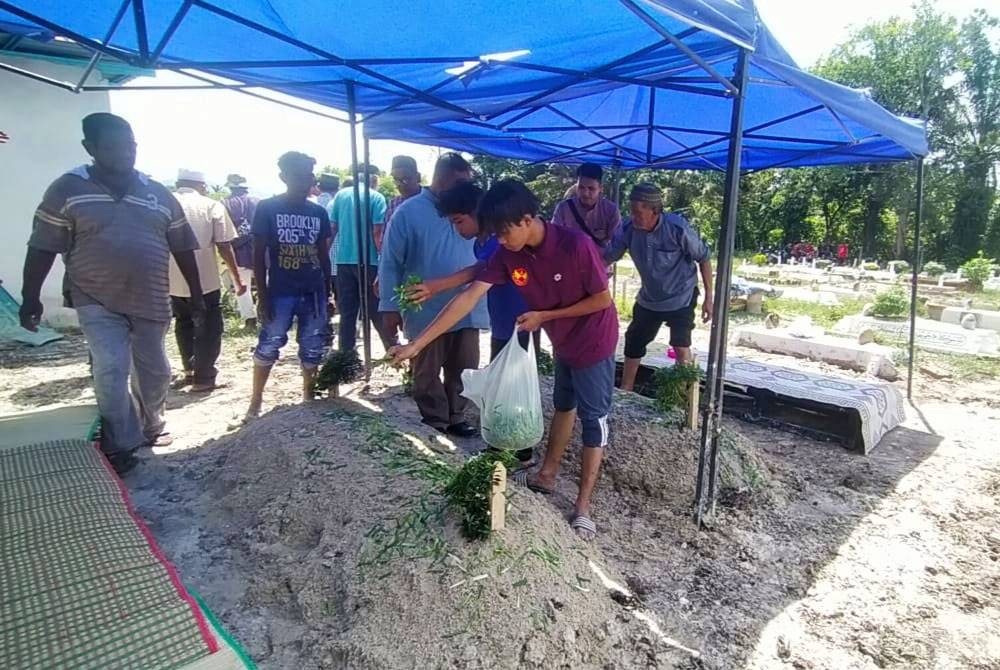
[{"xmin": 461, "ymin": 337, "xmax": 544, "ymax": 451}]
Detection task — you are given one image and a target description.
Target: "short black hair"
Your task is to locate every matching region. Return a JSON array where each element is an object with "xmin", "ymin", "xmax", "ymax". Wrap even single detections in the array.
[
  {"xmin": 82, "ymin": 113, "xmax": 131, "ymax": 144},
  {"xmin": 278, "ymin": 151, "xmax": 316, "ymax": 173},
  {"xmin": 438, "ymin": 181, "xmax": 483, "ymax": 217},
  {"xmin": 477, "ymin": 179, "xmax": 539, "ymax": 235},
  {"xmin": 577, "ymin": 162, "xmax": 603, "ymax": 181},
  {"xmin": 434, "ymin": 152, "xmax": 472, "ymax": 178}
]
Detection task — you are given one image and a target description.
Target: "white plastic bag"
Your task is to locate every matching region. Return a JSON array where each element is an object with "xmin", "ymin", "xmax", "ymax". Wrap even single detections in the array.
[{"xmin": 461, "ymin": 336, "xmax": 544, "ymax": 451}]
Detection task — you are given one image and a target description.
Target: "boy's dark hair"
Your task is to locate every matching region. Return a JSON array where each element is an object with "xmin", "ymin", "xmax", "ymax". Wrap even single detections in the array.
[
  {"xmin": 577, "ymin": 162, "xmax": 603, "ymax": 181},
  {"xmin": 477, "ymin": 179, "xmax": 540, "ymax": 235},
  {"xmin": 438, "ymin": 181, "xmax": 483, "ymax": 216},
  {"xmin": 82, "ymin": 113, "xmax": 131, "ymax": 144},
  {"xmin": 434, "ymin": 151, "xmax": 472, "ymax": 178},
  {"xmin": 278, "ymin": 151, "xmax": 316, "ymax": 172}
]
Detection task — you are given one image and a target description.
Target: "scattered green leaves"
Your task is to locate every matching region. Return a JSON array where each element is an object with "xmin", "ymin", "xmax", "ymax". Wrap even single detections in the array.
[
  {"xmin": 312, "ymin": 350, "xmax": 363, "ymax": 397},
  {"xmin": 443, "ymin": 450, "xmax": 518, "ymax": 541},
  {"xmin": 394, "ymin": 274, "xmax": 424, "ymax": 313},
  {"xmin": 652, "ymin": 363, "xmax": 703, "ymax": 412}
]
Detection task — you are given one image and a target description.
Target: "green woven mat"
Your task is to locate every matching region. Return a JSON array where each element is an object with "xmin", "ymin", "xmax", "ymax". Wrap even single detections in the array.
[{"xmin": 0, "ymin": 436, "xmax": 225, "ymax": 670}]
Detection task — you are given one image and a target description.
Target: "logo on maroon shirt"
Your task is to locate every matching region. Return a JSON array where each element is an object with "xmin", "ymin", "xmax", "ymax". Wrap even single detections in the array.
[{"xmin": 511, "ymin": 268, "xmax": 529, "ymax": 287}]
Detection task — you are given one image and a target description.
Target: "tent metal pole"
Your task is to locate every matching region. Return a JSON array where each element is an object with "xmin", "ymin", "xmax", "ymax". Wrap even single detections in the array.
[
  {"xmin": 73, "ymin": 0, "xmax": 132, "ymax": 92},
  {"xmin": 694, "ymin": 46, "xmax": 750, "ymax": 527},
  {"xmin": 0, "ymin": 1, "xmax": 140, "ymax": 66},
  {"xmin": 0, "ymin": 60, "xmax": 77, "ymax": 91},
  {"xmin": 907, "ymin": 157, "xmax": 925, "ymax": 400},
  {"xmin": 150, "ymin": 0, "xmax": 193, "ymax": 62},
  {"xmin": 618, "ymin": 0, "xmax": 739, "ymax": 95},
  {"xmin": 347, "ymin": 83, "xmax": 367, "ymax": 368},
  {"xmin": 361, "ymin": 137, "xmax": 374, "ymax": 375},
  {"xmin": 132, "ymin": 0, "xmax": 149, "ymax": 63}
]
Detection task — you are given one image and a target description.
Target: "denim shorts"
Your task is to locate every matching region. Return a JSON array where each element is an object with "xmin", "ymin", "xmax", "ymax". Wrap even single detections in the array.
[
  {"xmin": 254, "ymin": 293, "xmax": 329, "ymax": 368},
  {"xmin": 552, "ymin": 355, "xmax": 614, "ymax": 448}
]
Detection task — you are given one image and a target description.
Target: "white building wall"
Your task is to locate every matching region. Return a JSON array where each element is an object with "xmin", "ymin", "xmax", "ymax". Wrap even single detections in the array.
[{"xmin": 0, "ymin": 57, "xmax": 112, "ymax": 327}]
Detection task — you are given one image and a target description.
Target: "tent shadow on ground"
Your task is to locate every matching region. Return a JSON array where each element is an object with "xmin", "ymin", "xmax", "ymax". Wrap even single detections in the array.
[
  {"xmin": 126, "ymin": 379, "xmax": 948, "ymax": 668},
  {"xmin": 354, "ymin": 379, "xmax": 947, "ymax": 666},
  {"xmin": 6, "ymin": 374, "xmax": 92, "ymax": 408}
]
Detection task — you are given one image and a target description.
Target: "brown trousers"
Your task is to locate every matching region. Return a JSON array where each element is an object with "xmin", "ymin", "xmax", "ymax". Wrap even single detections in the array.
[{"xmin": 412, "ymin": 328, "xmax": 480, "ymax": 429}]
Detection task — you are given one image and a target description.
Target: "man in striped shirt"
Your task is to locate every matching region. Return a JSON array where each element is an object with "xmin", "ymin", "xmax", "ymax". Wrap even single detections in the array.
[{"xmin": 19, "ymin": 113, "xmax": 203, "ymax": 475}]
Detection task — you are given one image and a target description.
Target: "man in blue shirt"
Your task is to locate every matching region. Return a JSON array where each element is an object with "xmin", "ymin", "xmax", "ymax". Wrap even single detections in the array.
[
  {"xmin": 246, "ymin": 151, "xmax": 332, "ymax": 419},
  {"xmin": 378, "ymin": 153, "xmax": 488, "ymax": 437},
  {"xmin": 604, "ymin": 183, "xmax": 714, "ymax": 391},
  {"xmin": 329, "ymin": 170, "xmax": 390, "ymax": 353}
]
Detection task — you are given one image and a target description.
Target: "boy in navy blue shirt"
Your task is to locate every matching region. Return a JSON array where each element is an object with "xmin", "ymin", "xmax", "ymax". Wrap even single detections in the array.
[{"xmin": 246, "ymin": 152, "xmax": 332, "ymax": 419}]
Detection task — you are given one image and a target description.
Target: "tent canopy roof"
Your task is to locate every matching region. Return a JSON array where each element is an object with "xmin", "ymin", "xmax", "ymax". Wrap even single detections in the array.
[{"xmin": 0, "ymin": 0, "xmax": 927, "ymax": 169}]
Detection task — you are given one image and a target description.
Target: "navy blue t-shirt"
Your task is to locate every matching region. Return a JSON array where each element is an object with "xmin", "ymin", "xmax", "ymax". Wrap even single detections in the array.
[
  {"xmin": 252, "ymin": 195, "xmax": 331, "ymax": 297},
  {"xmin": 475, "ymin": 236, "xmax": 528, "ymax": 341}
]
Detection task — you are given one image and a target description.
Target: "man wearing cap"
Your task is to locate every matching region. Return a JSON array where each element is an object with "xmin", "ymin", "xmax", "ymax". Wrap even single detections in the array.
[
  {"xmin": 551, "ymin": 163, "xmax": 621, "ymax": 266},
  {"xmin": 170, "ymin": 169, "xmax": 245, "ymax": 392},
  {"xmin": 222, "ymin": 174, "xmax": 259, "ymax": 327},
  {"xmin": 604, "ymin": 183, "xmax": 713, "ymax": 391},
  {"xmin": 385, "ymin": 155, "xmax": 422, "ymax": 228}
]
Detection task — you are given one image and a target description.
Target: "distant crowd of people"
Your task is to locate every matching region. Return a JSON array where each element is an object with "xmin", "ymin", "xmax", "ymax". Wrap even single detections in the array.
[{"xmin": 19, "ymin": 112, "xmax": 714, "ymax": 539}]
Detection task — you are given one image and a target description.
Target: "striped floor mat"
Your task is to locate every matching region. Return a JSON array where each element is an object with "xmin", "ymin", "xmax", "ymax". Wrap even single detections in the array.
[{"xmin": 0, "ymin": 406, "xmax": 252, "ymax": 670}]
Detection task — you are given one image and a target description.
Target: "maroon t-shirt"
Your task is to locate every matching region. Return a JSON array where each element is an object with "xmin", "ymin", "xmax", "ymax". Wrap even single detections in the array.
[{"xmin": 478, "ymin": 223, "xmax": 619, "ymax": 368}]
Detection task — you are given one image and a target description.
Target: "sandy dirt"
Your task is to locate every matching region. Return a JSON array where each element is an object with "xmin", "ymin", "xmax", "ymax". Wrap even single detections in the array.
[{"xmin": 2, "ymin": 327, "xmax": 999, "ymax": 669}]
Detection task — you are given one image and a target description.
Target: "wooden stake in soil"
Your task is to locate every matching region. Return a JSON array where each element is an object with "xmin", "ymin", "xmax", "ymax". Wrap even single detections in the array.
[
  {"xmin": 686, "ymin": 380, "xmax": 700, "ymax": 430},
  {"xmin": 490, "ymin": 462, "xmax": 507, "ymax": 532}
]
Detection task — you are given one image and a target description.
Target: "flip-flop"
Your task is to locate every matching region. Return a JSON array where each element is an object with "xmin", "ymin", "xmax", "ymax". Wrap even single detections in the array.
[
  {"xmin": 570, "ymin": 514, "xmax": 597, "ymax": 541},
  {"xmin": 512, "ymin": 470, "xmax": 554, "ymax": 495}
]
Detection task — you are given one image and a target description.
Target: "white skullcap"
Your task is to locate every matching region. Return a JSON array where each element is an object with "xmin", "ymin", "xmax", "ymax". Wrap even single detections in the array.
[{"xmin": 177, "ymin": 168, "xmax": 206, "ymax": 183}]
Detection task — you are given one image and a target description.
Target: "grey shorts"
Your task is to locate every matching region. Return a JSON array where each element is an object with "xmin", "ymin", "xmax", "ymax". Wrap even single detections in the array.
[{"xmin": 553, "ymin": 355, "xmax": 614, "ymax": 448}]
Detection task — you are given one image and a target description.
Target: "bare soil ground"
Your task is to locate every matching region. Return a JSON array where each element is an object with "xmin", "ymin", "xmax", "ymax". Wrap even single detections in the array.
[{"xmin": 2, "ymin": 329, "xmax": 998, "ymax": 669}]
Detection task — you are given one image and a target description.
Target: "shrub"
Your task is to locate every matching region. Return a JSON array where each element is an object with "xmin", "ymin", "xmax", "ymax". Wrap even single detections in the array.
[
  {"xmin": 863, "ymin": 262, "xmax": 880, "ymax": 271},
  {"xmin": 888, "ymin": 260, "xmax": 910, "ymax": 273},
  {"xmin": 961, "ymin": 252, "xmax": 996, "ymax": 291},
  {"xmin": 815, "ymin": 259, "xmax": 832, "ymax": 270},
  {"xmin": 923, "ymin": 261, "xmax": 947, "ymax": 277},
  {"xmin": 751, "ymin": 253, "xmax": 768, "ymax": 266},
  {"xmin": 871, "ymin": 290, "xmax": 909, "ymax": 319},
  {"xmin": 766, "ymin": 228, "xmax": 784, "ymax": 248},
  {"xmin": 653, "ymin": 363, "xmax": 704, "ymax": 412}
]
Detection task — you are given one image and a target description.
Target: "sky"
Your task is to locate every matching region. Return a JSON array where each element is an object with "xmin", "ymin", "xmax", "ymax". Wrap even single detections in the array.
[{"xmin": 110, "ymin": 0, "xmax": 987, "ymax": 195}]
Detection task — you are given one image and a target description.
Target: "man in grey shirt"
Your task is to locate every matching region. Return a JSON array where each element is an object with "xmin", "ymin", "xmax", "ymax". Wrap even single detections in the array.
[
  {"xmin": 604, "ymin": 183, "xmax": 714, "ymax": 391},
  {"xmin": 379, "ymin": 153, "xmax": 488, "ymax": 436},
  {"xmin": 19, "ymin": 113, "xmax": 203, "ymax": 474}
]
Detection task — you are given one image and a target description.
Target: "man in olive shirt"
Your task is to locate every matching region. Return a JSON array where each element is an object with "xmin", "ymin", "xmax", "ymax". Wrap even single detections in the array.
[{"xmin": 20, "ymin": 113, "xmax": 203, "ymax": 474}]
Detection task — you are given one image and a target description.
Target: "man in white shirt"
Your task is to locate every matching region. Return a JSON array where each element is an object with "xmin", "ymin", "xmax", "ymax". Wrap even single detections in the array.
[{"xmin": 169, "ymin": 168, "xmax": 245, "ymax": 392}]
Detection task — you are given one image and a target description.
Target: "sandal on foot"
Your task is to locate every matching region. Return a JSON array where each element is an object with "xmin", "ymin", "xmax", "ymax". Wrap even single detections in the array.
[
  {"xmin": 512, "ymin": 470, "xmax": 554, "ymax": 495},
  {"xmin": 570, "ymin": 514, "xmax": 597, "ymax": 541}
]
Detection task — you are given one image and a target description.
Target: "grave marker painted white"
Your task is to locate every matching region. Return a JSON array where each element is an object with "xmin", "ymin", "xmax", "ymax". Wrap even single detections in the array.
[
  {"xmin": 940, "ymin": 307, "xmax": 1000, "ymax": 334},
  {"xmin": 834, "ymin": 315, "xmax": 1000, "ymax": 356}
]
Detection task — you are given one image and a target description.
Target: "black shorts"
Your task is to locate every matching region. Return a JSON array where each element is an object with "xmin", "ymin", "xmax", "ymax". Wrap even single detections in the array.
[{"xmin": 624, "ymin": 291, "xmax": 698, "ymax": 358}]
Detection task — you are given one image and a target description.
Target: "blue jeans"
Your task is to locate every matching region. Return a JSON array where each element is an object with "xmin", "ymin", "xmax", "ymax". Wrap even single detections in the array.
[
  {"xmin": 254, "ymin": 293, "xmax": 329, "ymax": 368},
  {"xmin": 77, "ymin": 304, "xmax": 170, "ymax": 455}
]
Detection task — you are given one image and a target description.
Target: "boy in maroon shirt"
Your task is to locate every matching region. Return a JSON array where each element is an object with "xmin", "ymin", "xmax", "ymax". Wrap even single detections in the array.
[{"xmin": 391, "ymin": 180, "xmax": 618, "ymax": 540}]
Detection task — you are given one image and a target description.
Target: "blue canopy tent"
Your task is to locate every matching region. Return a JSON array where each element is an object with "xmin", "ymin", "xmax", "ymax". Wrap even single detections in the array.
[{"xmin": 0, "ymin": 0, "xmax": 928, "ymax": 523}]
